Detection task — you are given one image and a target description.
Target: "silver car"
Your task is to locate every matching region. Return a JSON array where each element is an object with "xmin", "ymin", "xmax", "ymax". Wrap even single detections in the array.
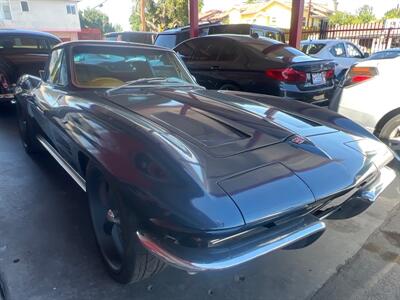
[{"xmin": 301, "ymin": 39, "xmax": 369, "ymax": 79}]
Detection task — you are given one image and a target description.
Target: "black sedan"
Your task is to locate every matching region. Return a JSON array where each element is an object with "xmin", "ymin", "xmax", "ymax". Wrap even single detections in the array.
[
  {"xmin": 15, "ymin": 41, "xmax": 395, "ymax": 284},
  {"xmin": 174, "ymin": 35, "xmax": 335, "ymax": 104}
]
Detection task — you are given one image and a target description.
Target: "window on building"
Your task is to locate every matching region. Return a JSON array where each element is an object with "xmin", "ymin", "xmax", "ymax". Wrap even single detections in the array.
[
  {"xmin": 0, "ymin": 0, "xmax": 12, "ymax": 20},
  {"xmin": 66, "ymin": 4, "xmax": 76, "ymax": 15},
  {"xmin": 20, "ymin": 1, "xmax": 29, "ymax": 12}
]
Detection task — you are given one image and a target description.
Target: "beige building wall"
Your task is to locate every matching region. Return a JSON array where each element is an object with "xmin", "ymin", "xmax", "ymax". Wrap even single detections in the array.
[{"xmin": 0, "ymin": 0, "xmax": 81, "ymax": 40}]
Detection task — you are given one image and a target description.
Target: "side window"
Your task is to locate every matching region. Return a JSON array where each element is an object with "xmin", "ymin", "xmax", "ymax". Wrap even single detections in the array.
[
  {"xmin": 218, "ymin": 42, "xmax": 239, "ymax": 62},
  {"xmin": 330, "ymin": 43, "xmax": 346, "ymax": 57},
  {"xmin": 47, "ymin": 49, "xmax": 67, "ymax": 86},
  {"xmin": 191, "ymin": 39, "xmax": 221, "ymax": 61},
  {"xmin": 346, "ymin": 43, "xmax": 363, "ymax": 58},
  {"xmin": 175, "ymin": 41, "xmax": 195, "ymax": 60}
]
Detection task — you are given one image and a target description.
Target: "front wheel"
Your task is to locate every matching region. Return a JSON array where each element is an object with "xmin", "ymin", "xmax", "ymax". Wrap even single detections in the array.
[
  {"xmin": 16, "ymin": 103, "xmax": 42, "ymax": 154},
  {"xmin": 86, "ymin": 163, "xmax": 165, "ymax": 284},
  {"xmin": 379, "ymin": 115, "xmax": 400, "ymax": 158}
]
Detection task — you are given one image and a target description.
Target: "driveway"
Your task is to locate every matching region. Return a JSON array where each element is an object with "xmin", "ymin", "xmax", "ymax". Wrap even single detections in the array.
[{"xmin": 0, "ymin": 104, "xmax": 399, "ymax": 300}]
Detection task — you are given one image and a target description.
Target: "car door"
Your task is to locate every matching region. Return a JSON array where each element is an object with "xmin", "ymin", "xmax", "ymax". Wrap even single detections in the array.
[
  {"xmin": 345, "ymin": 42, "xmax": 365, "ymax": 66},
  {"xmin": 176, "ymin": 38, "xmax": 223, "ymax": 89},
  {"xmin": 211, "ymin": 40, "xmax": 248, "ymax": 90},
  {"xmin": 31, "ymin": 48, "xmax": 71, "ymax": 159},
  {"xmin": 328, "ymin": 42, "xmax": 348, "ymax": 76}
]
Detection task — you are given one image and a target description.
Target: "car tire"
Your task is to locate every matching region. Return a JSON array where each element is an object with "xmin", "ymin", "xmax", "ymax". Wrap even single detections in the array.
[
  {"xmin": 16, "ymin": 102, "xmax": 42, "ymax": 154},
  {"xmin": 219, "ymin": 84, "xmax": 240, "ymax": 91},
  {"xmin": 378, "ymin": 114, "xmax": 400, "ymax": 156},
  {"xmin": 86, "ymin": 163, "xmax": 166, "ymax": 284}
]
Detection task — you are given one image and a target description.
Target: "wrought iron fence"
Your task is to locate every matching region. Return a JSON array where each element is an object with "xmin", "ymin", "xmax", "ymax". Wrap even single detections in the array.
[{"xmin": 285, "ymin": 22, "xmax": 400, "ymax": 53}]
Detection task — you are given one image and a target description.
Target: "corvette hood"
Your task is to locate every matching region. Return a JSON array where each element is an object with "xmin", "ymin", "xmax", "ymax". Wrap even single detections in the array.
[
  {"xmin": 104, "ymin": 87, "xmax": 337, "ymax": 158},
  {"xmin": 102, "ymin": 87, "xmax": 392, "ymax": 228}
]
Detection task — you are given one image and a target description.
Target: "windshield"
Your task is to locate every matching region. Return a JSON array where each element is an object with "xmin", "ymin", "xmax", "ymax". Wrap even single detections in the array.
[
  {"xmin": 72, "ymin": 45, "xmax": 195, "ymax": 88},
  {"xmin": 301, "ymin": 43, "xmax": 326, "ymax": 55},
  {"xmin": 368, "ymin": 51, "xmax": 400, "ymax": 60}
]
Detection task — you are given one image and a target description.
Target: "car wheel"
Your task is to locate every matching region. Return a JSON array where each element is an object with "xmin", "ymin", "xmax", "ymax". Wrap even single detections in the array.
[
  {"xmin": 219, "ymin": 84, "xmax": 240, "ymax": 91},
  {"xmin": 379, "ymin": 114, "xmax": 400, "ymax": 157},
  {"xmin": 86, "ymin": 163, "xmax": 166, "ymax": 284},
  {"xmin": 16, "ymin": 103, "xmax": 42, "ymax": 154}
]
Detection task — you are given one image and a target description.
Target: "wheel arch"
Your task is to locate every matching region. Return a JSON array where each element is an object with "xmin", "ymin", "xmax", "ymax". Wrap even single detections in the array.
[{"xmin": 374, "ymin": 107, "xmax": 400, "ymax": 136}]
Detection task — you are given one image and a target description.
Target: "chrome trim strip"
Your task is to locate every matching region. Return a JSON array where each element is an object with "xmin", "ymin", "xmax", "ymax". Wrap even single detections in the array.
[
  {"xmin": 37, "ymin": 136, "xmax": 86, "ymax": 192},
  {"xmin": 137, "ymin": 221, "xmax": 326, "ymax": 273},
  {"xmin": 359, "ymin": 166, "xmax": 396, "ymax": 202}
]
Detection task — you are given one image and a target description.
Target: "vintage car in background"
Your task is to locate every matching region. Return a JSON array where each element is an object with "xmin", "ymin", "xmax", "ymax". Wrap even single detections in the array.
[
  {"xmin": 0, "ymin": 29, "xmax": 61, "ymax": 102},
  {"xmin": 175, "ymin": 35, "xmax": 336, "ymax": 105},
  {"xmin": 15, "ymin": 41, "xmax": 395, "ymax": 284},
  {"xmin": 155, "ymin": 23, "xmax": 285, "ymax": 48},
  {"xmin": 330, "ymin": 56, "xmax": 400, "ymax": 158}
]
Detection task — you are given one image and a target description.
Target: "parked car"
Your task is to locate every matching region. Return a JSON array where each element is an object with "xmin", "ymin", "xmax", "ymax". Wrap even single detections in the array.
[
  {"xmin": 0, "ymin": 29, "xmax": 61, "ymax": 102},
  {"xmin": 175, "ymin": 35, "xmax": 336, "ymax": 104},
  {"xmin": 330, "ymin": 56, "xmax": 400, "ymax": 157},
  {"xmin": 104, "ymin": 31, "xmax": 157, "ymax": 44},
  {"xmin": 15, "ymin": 41, "xmax": 395, "ymax": 284},
  {"xmin": 301, "ymin": 39, "xmax": 369, "ymax": 79},
  {"xmin": 367, "ymin": 48, "xmax": 400, "ymax": 60},
  {"xmin": 155, "ymin": 23, "xmax": 285, "ymax": 48}
]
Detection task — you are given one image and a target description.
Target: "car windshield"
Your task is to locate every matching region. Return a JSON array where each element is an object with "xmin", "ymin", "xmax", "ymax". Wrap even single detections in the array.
[
  {"xmin": 0, "ymin": 36, "xmax": 50, "ymax": 50},
  {"xmin": 72, "ymin": 45, "xmax": 195, "ymax": 88},
  {"xmin": 301, "ymin": 43, "xmax": 326, "ymax": 55},
  {"xmin": 155, "ymin": 34, "xmax": 177, "ymax": 48},
  {"xmin": 368, "ymin": 51, "xmax": 400, "ymax": 60}
]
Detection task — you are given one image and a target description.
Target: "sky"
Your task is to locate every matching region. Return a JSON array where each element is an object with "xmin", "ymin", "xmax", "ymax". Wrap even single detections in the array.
[{"xmin": 78, "ymin": 0, "xmax": 400, "ymax": 31}]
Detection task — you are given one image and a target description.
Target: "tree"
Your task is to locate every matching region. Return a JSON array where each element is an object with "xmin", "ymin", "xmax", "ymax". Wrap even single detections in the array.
[
  {"xmin": 80, "ymin": 8, "xmax": 121, "ymax": 34},
  {"xmin": 130, "ymin": 0, "xmax": 203, "ymax": 32},
  {"xmin": 355, "ymin": 5, "xmax": 375, "ymax": 23},
  {"xmin": 328, "ymin": 5, "xmax": 376, "ymax": 25},
  {"xmin": 384, "ymin": 7, "xmax": 400, "ymax": 19},
  {"xmin": 328, "ymin": 11, "xmax": 356, "ymax": 25}
]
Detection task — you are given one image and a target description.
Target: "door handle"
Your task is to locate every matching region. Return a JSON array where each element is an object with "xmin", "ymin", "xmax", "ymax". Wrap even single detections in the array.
[{"xmin": 210, "ymin": 66, "xmax": 220, "ymax": 70}]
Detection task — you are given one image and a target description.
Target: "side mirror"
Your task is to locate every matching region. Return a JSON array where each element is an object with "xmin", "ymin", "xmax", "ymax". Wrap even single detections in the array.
[
  {"xmin": 39, "ymin": 70, "xmax": 46, "ymax": 80},
  {"xmin": 363, "ymin": 52, "xmax": 370, "ymax": 58}
]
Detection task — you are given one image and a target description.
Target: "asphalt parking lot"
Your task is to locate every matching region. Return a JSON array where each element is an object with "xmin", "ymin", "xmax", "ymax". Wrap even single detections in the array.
[{"xmin": 0, "ymin": 103, "xmax": 399, "ymax": 300}]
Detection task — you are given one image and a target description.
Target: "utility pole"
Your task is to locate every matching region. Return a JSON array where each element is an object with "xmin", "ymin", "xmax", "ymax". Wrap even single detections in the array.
[{"xmin": 140, "ymin": 0, "xmax": 147, "ymax": 32}]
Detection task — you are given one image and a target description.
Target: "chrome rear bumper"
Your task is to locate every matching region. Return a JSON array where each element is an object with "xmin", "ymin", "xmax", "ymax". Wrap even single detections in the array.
[
  {"xmin": 137, "ymin": 166, "xmax": 395, "ymax": 273},
  {"xmin": 137, "ymin": 216, "xmax": 326, "ymax": 273}
]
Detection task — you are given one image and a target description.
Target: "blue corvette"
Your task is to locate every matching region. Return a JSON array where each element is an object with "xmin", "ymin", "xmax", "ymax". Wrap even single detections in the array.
[{"xmin": 15, "ymin": 41, "xmax": 395, "ymax": 283}]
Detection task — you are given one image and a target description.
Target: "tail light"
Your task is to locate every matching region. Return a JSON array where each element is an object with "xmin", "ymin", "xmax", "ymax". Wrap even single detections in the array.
[
  {"xmin": 344, "ymin": 66, "xmax": 378, "ymax": 86},
  {"xmin": 265, "ymin": 68, "xmax": 307, "ymax": 83},
  {"xmin": 325, "ymin": 69, "xmax": 334, "ymax": 80}
]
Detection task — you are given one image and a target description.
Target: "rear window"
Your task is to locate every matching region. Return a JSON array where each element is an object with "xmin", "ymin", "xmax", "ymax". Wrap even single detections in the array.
[
  {"xmin": 301, "ymin": 43, "xmax": 326, "ymax": 55},
  {"xmin": 246, "ymin": 39, "xmax": 305, "ymax": 62},
  {"xmin": 0, "ymin": 36, "xmax": 49, "ymax": 50},
  {"xmin": 155, "ymin": 34, "xmax": 177, "ymax": 48}
]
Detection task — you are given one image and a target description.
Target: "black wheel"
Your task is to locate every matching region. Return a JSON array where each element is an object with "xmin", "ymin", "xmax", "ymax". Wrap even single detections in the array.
[
  {"xmin": 86, "ymin": 163, "xmax": 165, "ymax": 284},
  {"xmin": 16, "ymin": 103, "xmax": 42, "ymax": 154},
  {"xmin": 379, "ymin": 114, "xmax": 400, "ymax": 158},
  {"xmin": 219, "ymin": 84, "xmax": 240, "ymax": 91}
]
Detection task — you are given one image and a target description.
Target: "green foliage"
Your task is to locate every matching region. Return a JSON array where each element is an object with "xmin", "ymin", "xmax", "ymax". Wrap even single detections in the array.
[
  {"xmin": 329, "ymin": 5, "xmax": 376, "ymax": 25},
  {"xmin": 355, "ymin": 5, "xmax": 375, "ymax": 24},
  {"xmin": 384, "ymin": 7, "xmax": 400, "ymax": 19},
  {"xmin": 79, "ymin": 8, "xmax": 121, "ymax": 34},
  {"xmin": 328, "ymin": 11, "xmax": 356, "ymax": 25},
  {"xmin": 130, "ymin": 0, "xmax": 204, "ymax": 32}
]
